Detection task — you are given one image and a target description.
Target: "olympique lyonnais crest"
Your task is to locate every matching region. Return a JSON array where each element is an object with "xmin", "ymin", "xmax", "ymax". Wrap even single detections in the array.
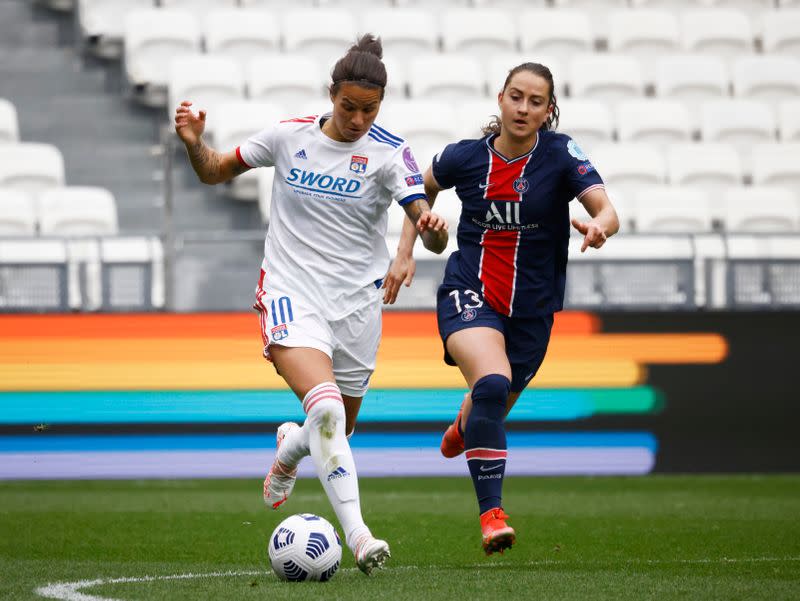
[
  {"xmin": 350, "ymin": 155, "xmax": 368, "ymax": 174},
  {"xmin": 271, "ymin": 324, "xmax": 289, "ymax": 341}
]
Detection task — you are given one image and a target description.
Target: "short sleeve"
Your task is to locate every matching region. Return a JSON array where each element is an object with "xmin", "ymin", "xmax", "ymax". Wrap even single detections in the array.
[
  {"xmin": 562, "ymin": 137, "xmax": 605, "ymax": 200},
  {"xmin": 431, "ymin": 143, "xmax": 459, "ymax": 190},
  {"xmin": 383, "ymin": 144, "xmax": 427, "ymax": 206},
  {"xmin": 236, "ymin": 124, "xmax": 279, "ymax": 169}
]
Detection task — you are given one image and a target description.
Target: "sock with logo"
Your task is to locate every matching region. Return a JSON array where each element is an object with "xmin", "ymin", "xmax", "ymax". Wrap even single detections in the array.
[
  {"xmin": 464, "ymin": 374, "xmax": 511, "ymax": 514},
  {"xmin": 304, "ymin": 382, "xmax": 370, "ymax": 552}
]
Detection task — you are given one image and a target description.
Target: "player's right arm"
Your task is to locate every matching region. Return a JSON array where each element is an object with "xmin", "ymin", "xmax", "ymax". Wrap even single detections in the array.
[{"xmin": 174, "ymin": 101, "xmax": 250, "ymax": 185}]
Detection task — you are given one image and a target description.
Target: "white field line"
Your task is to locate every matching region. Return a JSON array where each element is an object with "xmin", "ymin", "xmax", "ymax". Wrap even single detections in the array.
[{"xmin": 35, "ymin": 557, "xmax": 800, "ymax": 601}]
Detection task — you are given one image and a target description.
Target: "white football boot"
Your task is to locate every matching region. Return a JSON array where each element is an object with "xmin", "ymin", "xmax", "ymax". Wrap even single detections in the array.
[
  {"xmin": 354, "ymin": 534, "xmax": 391, "ymax": 575},
  {"xmin": 263, "ymin": 422, "xmax": 299, "ymax": 509}
]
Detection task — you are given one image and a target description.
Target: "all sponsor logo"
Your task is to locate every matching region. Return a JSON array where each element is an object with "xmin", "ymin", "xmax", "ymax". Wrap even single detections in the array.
[
  {"xmin": 350, "ymin": 155, "xmax": 368, "ymax": 174},
  {"xmin": 271, "ymin": 324, "xmax": 289, "ymax": 341},
  {"xmin": 461, "ymin": 307, "xmax": 477, "ymax": 322},
  {"xmin": 513, "ymin": 177, "xmax": 529, "ymax": 193},
  {"xmin": 405, "ymin": 173, "xmax": 423, "ymax": 186},
  {"xmin": 402, "ymin": 146, "xmax": 419, "ymax": 172}
]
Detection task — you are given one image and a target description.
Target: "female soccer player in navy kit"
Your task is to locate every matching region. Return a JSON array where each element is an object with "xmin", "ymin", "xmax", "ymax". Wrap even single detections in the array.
[{"xmin": 398, "ymin": 62, "xmax": 619, "ymax": 554}]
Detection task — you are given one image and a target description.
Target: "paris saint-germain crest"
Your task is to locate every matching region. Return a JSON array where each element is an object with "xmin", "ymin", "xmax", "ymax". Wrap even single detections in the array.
[
  {"xmin": 350, "ymin": 155, "xmax": 368, "ymax": 174},
  {"xmin": 513, "ymin": 177, "xmax": 529, "ymax": 193},
  {"xmin": 461, "ymin": 308, "xmax": 477, "ymax": 322}
]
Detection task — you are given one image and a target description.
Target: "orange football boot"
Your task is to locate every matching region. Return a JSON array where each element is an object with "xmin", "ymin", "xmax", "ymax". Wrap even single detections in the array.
[
  {"xmin": 480, "ymin": 508, "xmax": 516, "ymax": 555},
  {"xmin": 440, "ymin": 409, "xmax": 465, "ymax": 458}
]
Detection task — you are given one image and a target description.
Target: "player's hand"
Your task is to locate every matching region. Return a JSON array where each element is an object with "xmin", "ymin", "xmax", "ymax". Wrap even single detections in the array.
[
  {"xmin": 571, "ymin": 218, "xmax": 608, "ymax": 252},
  {"xmin": 174, "ymin": 101, "xmax": 206, "ymax": 146},
  {"xmin": 416, "ymin": 210, "xmax": 448, "ymax": 235},
  {"xmin": 382, "ymin": 253, "xmax": 416, "ymax": 305}
]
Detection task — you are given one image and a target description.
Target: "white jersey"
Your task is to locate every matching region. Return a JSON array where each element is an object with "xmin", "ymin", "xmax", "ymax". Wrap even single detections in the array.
[{"xmin": 237, "ymin": 114, "xmax": 426, "ymax": 320}]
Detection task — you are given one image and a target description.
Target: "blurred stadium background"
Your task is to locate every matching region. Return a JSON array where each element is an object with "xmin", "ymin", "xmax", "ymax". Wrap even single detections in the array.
[{"xmin": 1, "ymin": 0, "xmax": 799, "ymax": 481}]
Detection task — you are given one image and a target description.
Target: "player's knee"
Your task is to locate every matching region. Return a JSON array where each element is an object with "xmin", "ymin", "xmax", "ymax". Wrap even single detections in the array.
[{"xmin": 471, "ymin": 374, "xmax": 511, "ymax": 418}]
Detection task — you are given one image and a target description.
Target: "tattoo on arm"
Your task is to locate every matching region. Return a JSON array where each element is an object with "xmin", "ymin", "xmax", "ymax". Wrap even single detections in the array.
[
  {"xmin": 187, "ymin": 140, "xmax": 222, "ymax": 184},
  {"xmin": 403, "ymin": 198, "xmax": 431, "ymax": 223}
]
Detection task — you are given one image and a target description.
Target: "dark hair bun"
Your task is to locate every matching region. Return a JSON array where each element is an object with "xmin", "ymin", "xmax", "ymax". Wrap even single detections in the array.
[{"xmin": 351, "ymin": 34, "xmax": 383, "ymax": 59}]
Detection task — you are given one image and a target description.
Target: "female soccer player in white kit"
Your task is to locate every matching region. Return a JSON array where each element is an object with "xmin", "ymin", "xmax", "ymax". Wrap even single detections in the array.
[{"xmin": 174, "ymin": 35, "xmax": 448, "ymax": 574}]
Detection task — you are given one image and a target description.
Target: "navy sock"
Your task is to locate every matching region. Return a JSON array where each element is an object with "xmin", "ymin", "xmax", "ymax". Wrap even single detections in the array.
[{"xmin": 464, "ymin": 374, "xmax": 511, "ymax": 514}]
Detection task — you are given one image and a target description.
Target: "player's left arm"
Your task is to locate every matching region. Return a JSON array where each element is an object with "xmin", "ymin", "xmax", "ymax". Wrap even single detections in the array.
[{"xmin": 572, "ymin": 187, "xmax": 620, "ymax": 252}]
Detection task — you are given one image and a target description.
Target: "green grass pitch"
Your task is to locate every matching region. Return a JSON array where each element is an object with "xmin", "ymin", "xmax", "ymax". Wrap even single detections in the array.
[{"xmin": 1, "ymin": 476, "xmax": 798, "ymax": 600}]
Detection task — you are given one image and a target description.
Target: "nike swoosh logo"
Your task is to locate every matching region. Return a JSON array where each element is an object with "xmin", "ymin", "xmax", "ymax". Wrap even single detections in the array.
[
  {"xmin": 480, "ymin": 463, "xmax": 504, "ymax": 472},
  {"xmin": 478, "ymin": 182, "xmax": 493, "ymax": 189}
]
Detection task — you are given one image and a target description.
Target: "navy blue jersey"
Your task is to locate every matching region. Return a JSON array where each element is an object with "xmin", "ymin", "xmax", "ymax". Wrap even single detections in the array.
[{"xmin": 432, "ymin": 131, "xmax": 604, "ymax": 318}]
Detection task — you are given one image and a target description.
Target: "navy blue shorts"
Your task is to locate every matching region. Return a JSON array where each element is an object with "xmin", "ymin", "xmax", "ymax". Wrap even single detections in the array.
[{"xmin": 436, "ymin": 283, "xmax": 554, "ymax": 393}]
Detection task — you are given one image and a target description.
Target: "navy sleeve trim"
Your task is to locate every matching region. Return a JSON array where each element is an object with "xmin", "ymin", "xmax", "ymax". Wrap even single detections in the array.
[{"xmin": 398, "ymin": 193, "xmax": 427, "ymax": 207}]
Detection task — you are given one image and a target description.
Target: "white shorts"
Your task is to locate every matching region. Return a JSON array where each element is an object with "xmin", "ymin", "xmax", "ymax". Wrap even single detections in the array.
[{"xmin": 254, "ymin": 273, "xmax": 382, "ymax": 397}]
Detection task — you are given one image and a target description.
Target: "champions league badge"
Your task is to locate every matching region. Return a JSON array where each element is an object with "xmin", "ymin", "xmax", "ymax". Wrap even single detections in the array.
[
  {"xmin": 461, "ymin": 308, "xmax": 477, "ymax": 322},
  {"xmin": 513, "ymin": 177, "xmax": 529, "ymax": 193},
  {"xmin": 567, "ymin": 139, "xmax": 589, "ymax": 161},
  {"xmin": 271, "ymin": 324, "xmax": 289, "ymax": 341},
  {"xmin": 402, "ymin": 146, "xmax": 419, "ymax": 172},
  {"xmin": 350, "ymin": 155, "xmax": 368, "ymax": 174}
]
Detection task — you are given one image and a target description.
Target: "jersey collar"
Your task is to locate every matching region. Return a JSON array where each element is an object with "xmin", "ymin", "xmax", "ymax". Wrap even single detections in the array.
[{"xmin": 486, "ymin": 132, "xmax": 540, "ymax": 164}]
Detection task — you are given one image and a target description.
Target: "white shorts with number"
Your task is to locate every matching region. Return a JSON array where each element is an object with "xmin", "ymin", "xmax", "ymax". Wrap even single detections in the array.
[{"xmin": 254, "ymin": 273, "xmax": 382, "ymax": 398}]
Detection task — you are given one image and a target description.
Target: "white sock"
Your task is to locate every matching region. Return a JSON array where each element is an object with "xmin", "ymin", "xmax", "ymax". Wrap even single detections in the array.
[
  {"xmin": 304, "ymin": 381, "xmax": 370, "ymax": 553},
  {"xmin": 275, "ymin": 421, "xmax": 309, "ymax": 470}
]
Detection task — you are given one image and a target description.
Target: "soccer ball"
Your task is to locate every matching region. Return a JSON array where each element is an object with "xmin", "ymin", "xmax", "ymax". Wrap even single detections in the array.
[{"xmin": 268, "ymin": 513, "xmax": 342, "ymax": 582}]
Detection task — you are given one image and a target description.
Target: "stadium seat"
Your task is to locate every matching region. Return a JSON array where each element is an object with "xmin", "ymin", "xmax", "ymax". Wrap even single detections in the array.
[
  {"xmin": 161, "ymin": 0, "xmax": 237, "ymax": 8},
  {"xmin": 441, "ymin": 9, "xmax": 518, "ymax": 57},
  {"xmin": 519, "ymin": 10, "xmax": 593, "ymax": 59},
  {"xmin": 407, "ymin": 55, "xmax": 485, "ymax": 101},
  {"xmin": 0, "ymin": 187, "xmax": 37, "ymax": 235},
  {"xmin": 654, "ymin": 54, "xmax": 730, "ymax": 102},
  {"xmin": 722, "ymin": 186, "xmax": 800, "ymax": 232},
  {"xmin": 570, "ymin": 189, "xmax": 633, "ymax": 233},
  {"xmin": 380, "ymin": 57, "xmax": 409, "ymax": 101},
  {"xmin": 0, "ymin": 143, "xmax": 65, "ymax": 201},
  {"xmin": 209, "ymin": 101, "xmax": 286, "ymax": 152},
  {"xmin": 591, "ymin": 143, "xmax": 666, "ymax": 196},
  {"xmin": 778, "ymin": 100, "xmax": 800, "ymax": 142},
  {"xmin": 751, "ymin": 143, "xmax": 800, "ymax": 196},
  {"xmin": 762, "ymin": 10, "xmax": 800, "ymax": 56},
  {"xmin": 246, "ymin": 55, "xmax": 326, "ymax": 109},
  {"xmin": 283, "ymin": 10, "xmax": 358, "ymax": 62},
  {"xmin": 607, "ymin": 10, "xmax": 681, "ymax": 60},
  {"xmin": 615, "ymin": 100, "xmax": 692, "ymax": 145},
  {"xmin": 557, "ymin": 99, "xmax": 615, "ymax": 152},
  {"xmin": 410, "ymin": 142, "xmax": 444, "ymax": 173},
  {"xmin": 376, "ymin": 101, "xmax": 458, "ymax": 150},
  {"xmin": 667, "ymin": 143, "xmax": 743, "ymax": 192},
  {"xmin": 700, "ymin": 100, "xmax": 777, "ymax": 150},
  {"xmin": 731, "ymin": 56, "xmax": 800, "ymax": 106},
  {"xmin": 360, "ymin": 9, "xmax": 438, "ymax": 59},
  {"xmin": 167, "ymin": 55, "xmax": 246, "ymax": 120},
  {"xmin": 203, "ymin": 10, "xmax": 280, "ymax": 63},
  {"xmin": 633, "ymin": 185, "xmax": 714, "ymax": 233},
  {"xmin": 568, "ymin": 55, "xmax": 645, "ymax": 104},
  {"xmin": 0, "ymin": 239, "xmax": 69, "ymax": 311},
  {"xmin": 100, "ymin": 236, "xmax": 165, "ymax": 310},
  {"xmin": 241, "ymin": 0, "xmax": 314, "ymax": 6},
  {"xmin": 77, "ymin": 0, "xmax": 152, "ymax": 60},
  {"xmin": 681, "ymin": 9, "xmax": 754, "ymax": 59},
  {"xmin": 124, "ymin": 9, "xmax": 201, "ymax": 107},
  {"xmin": 38, "ymin": 187, "xmax": 119, "ymax": 236},
  {"xmin": 454, "ymin": 98, "xmax": 499, "ymax": 140},
  {"xmin": 0, "ymin": 98, "xmax": 19, "ymax": 143},
  {"xmin": 484, "ymin": 54, "xmax": 566, "ymax": 97}
]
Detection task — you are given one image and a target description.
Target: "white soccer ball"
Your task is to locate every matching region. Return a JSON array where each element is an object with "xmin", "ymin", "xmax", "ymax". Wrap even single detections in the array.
[{"xmin": 268, "ymin": 513, "xmax": 342, "ymax": 582}]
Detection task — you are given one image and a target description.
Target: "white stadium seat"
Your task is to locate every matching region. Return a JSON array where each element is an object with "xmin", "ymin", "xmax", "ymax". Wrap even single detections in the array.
[
  {"xmin": 241, "ymin": 0, "xmax": 314, "ymax": 6},
  {"xmin": 246, "ymin": 55, "xmax": 326, "ymax": 109},
  {"xmin": 124, "ymin": 9, "xmax": 201, "ymax": 106},
  {"xmin": 591, "ymin": 143, "xmax": 666, "ymax": 196},
  {"xmin": 762, "ymin": 10, "xmax": 800, "ymax": 56},
  {"xmin": 0, "ymin": 143, "xmax": 65, "ymax": 201},
  {"xmin": 360, "ymin": 10, "xmax": 438, "ymax": 59},
  {"xmin": 778, "ymin": 100, "xmax": 800, "ymax": 142},
  {"xmin": 633, "ymin": 185, "xmax": 714, "ymax": 233},
  {"xmin": 722, "ymin": 186, "xmax": 800, "ymax": 232},
  {"xmin": 407, "ymin": 55, "xmax": 485, "ymax": 100},
  {"xmin": 161, "ymin": 0, "xmax": 237, "ymax": 7},
  {"xmin": 681, "ymin": 9, "xmax": 754, "ymax": 59},
  {"xmin": 0, "ymin": 98, "xmax": 19, "ymax": 143},
  {"xmin": 441, "ymin": 9, "xmax": 518, "ymax": 57},
  {"xmin": 167, "ymin": 55, "xmax": 245, "ymax": 120},
  {"xmin": 376, "ymin": 101, "xmax": 458, "ymax": 150},
  {"xmin": 38, "ymin": 187, "xmax": 118, "ymax": 236},
  {"xmin": 455, "ymin": 98, "xmax": 500, "ymax": 139},
  {"xmin": 484, "ymin": 54, "xmax": 566, "ymax": 97},
  {"xmin": 519, "ymin": 10, "xmax": 593, "ymax": 59},
  {"xmin": 570, "ymin": 189, "xmax": 634, "ymax": 233},
  {"xmin": 731, "ymin": 56, "xmax": 800, "ymax": 106},
  {"xmin": 607, "ymin": 10, "xmax": 681, "ymax": 60},
  {"xmin": 203, "ymin": 10, "xmax": 280, "ymax": 63},
  {"xmin": 77, "ymin": 0, "xmax": 152, "ymax": 59},
  {"xmin": 654, "ymin": 54, "xmax": 730, "ymax": 102},
  {"xmin": 0, "ymin": 187, "xmax": 37, "ymax": 235},
  {"xmin": 557, "ymin": 99, "xmax": 614, "ymax": 152},
  {"xmin": 667, "ymin": 143, "xmax": 743, "ymax": 192},
  {"xmin": 381, "ymin": 57, "xmax": 409, "ymax": 102},
  {"xmin": 0, "ymin": 239, "xmax": 69, "ymax": 310},
  {"xmin": 283, "ymin": 10, "xmax": 357, "ymax": 62},
  {"xmin": 568, "ymin": 55, "xmax": 645, "ymax": 104},
  {"xmin": 101, "ymin": 236, "xmax": 165, "ymax": 309},
  {"xmin": 209, "ymin": 101, "xmax": 287, "ymax": 152},
  {"xmin": 616, "ymin": 100, "xmax": 692, "ymax": 145},
  {"xmin": 751, "ymin": 143, "xmax": 800, "ymax": 196},
  {"xmin": 700, "ymin": 99, "xmax": 776, "ymax": 149}
]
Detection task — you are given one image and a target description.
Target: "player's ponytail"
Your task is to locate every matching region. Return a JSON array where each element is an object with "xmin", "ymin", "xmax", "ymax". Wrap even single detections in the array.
[
  {"xmin": 481, "ymin": 62, "xmax": 560, "ymax": 136},
  {"xmin": 330, "ymin": 34, "xmax": 387, "ymax": 100}
]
